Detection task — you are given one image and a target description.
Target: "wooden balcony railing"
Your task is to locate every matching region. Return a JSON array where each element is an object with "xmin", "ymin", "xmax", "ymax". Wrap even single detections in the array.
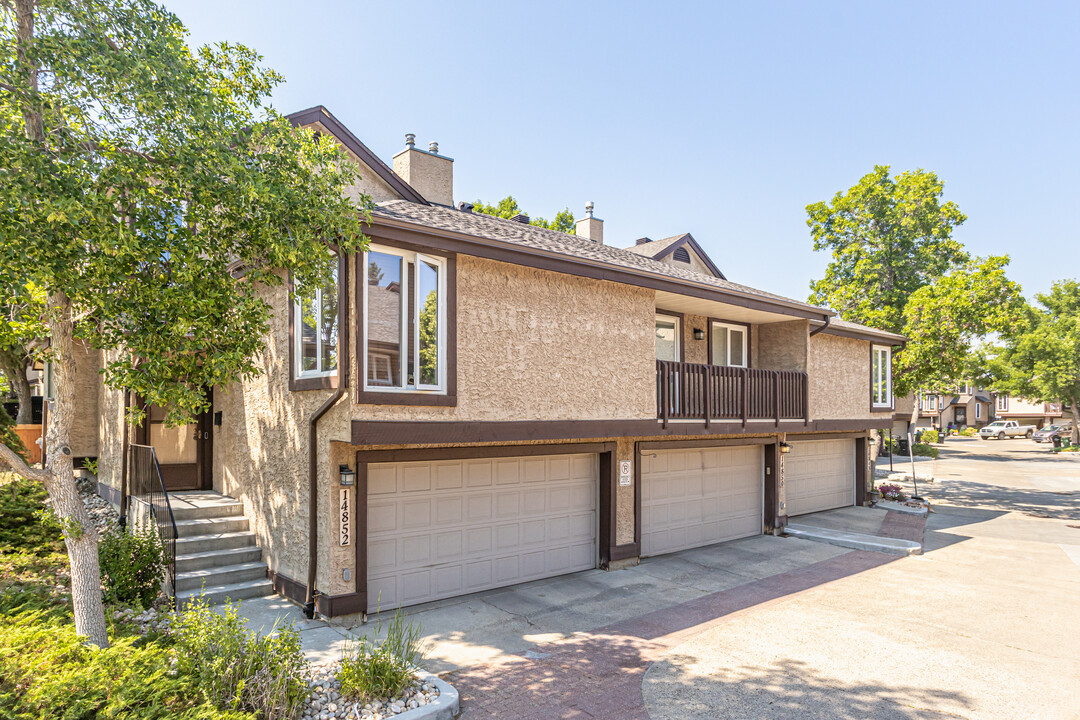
[{"xmin": 656, "ymin": 360, "xmax": 809, "ymax": 428}]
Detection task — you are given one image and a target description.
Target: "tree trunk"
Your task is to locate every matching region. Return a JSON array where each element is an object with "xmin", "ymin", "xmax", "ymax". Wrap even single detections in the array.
[
  {"xmin": 1071, "ymin": 398, "xmax": 1079, "ymax": 447},
  {"xmin": 0, "ymin": 348, "xmax": 34, "ymax": 424}
]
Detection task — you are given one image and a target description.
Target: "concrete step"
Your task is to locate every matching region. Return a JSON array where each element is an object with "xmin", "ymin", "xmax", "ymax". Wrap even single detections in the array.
[
  {"xmin": 785, "ymin": 523, "xmax": 922, "ymax": 556},
  {"xmin": 176, "ymin": 578, "xmax": 275, "ymax": 609},
  {"xmin": 174, "ymin": 516, "xmax": 249, "ymax": 538},
  {"xmin": 175, "ymin": 531, "xmax": 258, "ymax": 555},
  {"xmin": 176, "ymin": 562, "xmax": 268, "ymax": 592},
  {"xmin": 170, "ymin": 500, "xmax": 245, "ymax": 522},
  {"xmin": 175, "ymin": 546, "xmax": 263, "ymax": 573}
]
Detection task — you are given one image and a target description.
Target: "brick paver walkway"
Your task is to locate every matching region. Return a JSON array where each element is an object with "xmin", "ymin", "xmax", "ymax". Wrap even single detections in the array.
[{"xmin": 448, "ymin": 512, "xmax": 926, "ymax": 719}]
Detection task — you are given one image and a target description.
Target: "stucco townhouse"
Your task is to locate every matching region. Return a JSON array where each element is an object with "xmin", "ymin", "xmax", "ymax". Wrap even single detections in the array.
[{"xmin": 64, "ymin": 106, "xmax": 905, "ymax": 618}]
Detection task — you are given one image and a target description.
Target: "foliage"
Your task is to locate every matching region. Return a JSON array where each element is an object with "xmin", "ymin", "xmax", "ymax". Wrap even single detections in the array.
[
  {"xmin": 977, "ymin": 280, "xmax": 1080, "ymax": 445},
  {"xmin": 171, "ymin": 598, "xmax": 310, "ymax": 719},
  {"xmin": 960, "ymin": 426, "xmax": 978, "ymax": 437},
  {"xmin": 0, "ymin": 404, "xmax": 27, "ymax": 462},
  {"xmin": 919, "ymin": 429, "xmax": 939, "ymax": 443},
  {"xmin": 339, "ymin": 609, "xmax": 426, "ymax": 701},
  {"xmin": 81, "ymin": 458, "xmax": 99, "ymax": 477},
  {"xmin": 98, "ymin": 523, "xmax": 165, "ymax": 609},
  {"xmin": 877, "ymin": 483, "xmax": 907, "ymax": 502},
  {"xmin": 417, "ymin": 289, "xmax": 438, "ymax": 386},
  {"xmin": 912, "ymin": 443, "xmax": 939, "ymax": 459},
  {"xmin": 0, "ymin": 477, "xmax": 63, "ymax": 561},
  {"xmin": 473, "ymin": 195, "xmax": 576, "ymax": 234}
]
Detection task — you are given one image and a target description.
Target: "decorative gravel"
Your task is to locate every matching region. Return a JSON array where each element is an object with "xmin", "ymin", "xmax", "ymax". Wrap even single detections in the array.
[
  {"xmin": 74, "ymin": 473, "xmax": 120, "ymax": 531},
  {"xmin": 303, "ymin": 661, "xmax": 440, "ymax": 720}
]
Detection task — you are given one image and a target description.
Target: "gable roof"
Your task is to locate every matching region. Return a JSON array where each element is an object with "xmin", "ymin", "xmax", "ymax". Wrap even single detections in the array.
[
  {"xmin": 286, "ymin": 106, "xmax": 429, "ymax": 206},
  {"xmin": 623, "ymin": 233, "xmax": 726, "ymax": 279}
]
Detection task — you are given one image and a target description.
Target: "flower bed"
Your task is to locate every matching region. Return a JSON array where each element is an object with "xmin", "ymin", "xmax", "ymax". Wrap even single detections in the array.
[{"xmin": 305, "ymin": 662, "xmax": 440, "ymax": 719}]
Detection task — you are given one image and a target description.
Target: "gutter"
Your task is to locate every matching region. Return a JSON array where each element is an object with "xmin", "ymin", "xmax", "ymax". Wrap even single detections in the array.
[
  {"xmin": 304, "ymin": 253, "xmax": 350, "ymax": 619},
  {"xmin": 809, "ymin": 314, "xmax": 831, "ymax": 337}
]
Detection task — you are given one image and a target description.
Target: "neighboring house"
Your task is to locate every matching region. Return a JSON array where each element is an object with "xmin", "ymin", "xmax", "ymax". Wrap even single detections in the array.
[
  {"xmin": 915, "ymin": 384, "xmax": 995, "ymax": 430},
  {"xmin": 992, "ymin": 393, "xmax": 1064, "ymax": 429},
  {"xmin": 72, "ymin": 106, "xmax": 904, "ymax": 618}
]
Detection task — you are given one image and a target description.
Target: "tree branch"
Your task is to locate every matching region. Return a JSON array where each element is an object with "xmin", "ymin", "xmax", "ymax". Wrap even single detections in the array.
[{"xmin": 0, "ymin": 440, "xmax": 50, "ymax": 483}]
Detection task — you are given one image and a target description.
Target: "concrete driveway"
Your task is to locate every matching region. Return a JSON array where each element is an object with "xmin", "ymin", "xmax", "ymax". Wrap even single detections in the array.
[{"xmin": 237, "ymin": 439, "xmax": 1080, "ymax": 718}]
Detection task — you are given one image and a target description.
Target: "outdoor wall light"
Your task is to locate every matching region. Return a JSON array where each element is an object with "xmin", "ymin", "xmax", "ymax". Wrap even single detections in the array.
[
  {"xmin": 339, "ymin": 464, "xmax": 356, "ymax": 486},
  {"xmin": 779, "ymin": 442, "xmax": 792, "ymax": 454},
  {"xmin": 693, "ymin": 328, "xmax": 705, "ymax": 340}
]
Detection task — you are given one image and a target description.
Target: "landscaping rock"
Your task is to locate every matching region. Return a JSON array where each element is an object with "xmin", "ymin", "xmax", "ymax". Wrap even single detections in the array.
[{"xmin": 304, "ymin": 661, "xmax": 441, "ymax": 720}]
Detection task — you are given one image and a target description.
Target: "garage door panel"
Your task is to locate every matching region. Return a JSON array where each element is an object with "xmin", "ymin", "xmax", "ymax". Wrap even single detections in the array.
[
  {"xmin": 786, "ymin": 439, "xmax": 855, "ymax": 516},
  {"xmin": 642, "ymin": 446, "xmax": 763, "ymax": 557},
  {"xmin": 368, "ymin": 453, "xmax": 597, "ymax": 612}
]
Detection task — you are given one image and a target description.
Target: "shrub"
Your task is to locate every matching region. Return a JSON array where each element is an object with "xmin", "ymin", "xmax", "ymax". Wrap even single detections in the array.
[
  {"xmin": 0, "ymin": 407, "xmax": 28, "ymax": 463},
  {"xmin": 339, "ymin": 609, "xmax": 426, "ymax": 701},
  {"xmin": 99, "ymin": 522, "xmax": 166, "ymax": 608},
  {"xmin": 877, "ymin": 483, "xmax": 907, "ymax": 502},
  {"xmin": 920, "ymin": 429, "xmax": 939, "ymax": 443},
  {"xmin": 960, "ymin": 426, "xmax": 978, "ymax": 437},
  {"xmin": 912, "ymin": 443, "xmax": 940, "ymax": 459},
  {"xmin": 170, "ymin": 598, "xmax": 310, "ymax": 719}
]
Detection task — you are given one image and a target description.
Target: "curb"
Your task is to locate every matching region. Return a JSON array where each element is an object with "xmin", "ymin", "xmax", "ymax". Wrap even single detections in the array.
[
  {"xmin": 397, "ymin": 672, "xmax": 459, "ymax": 720},
  {"xmin": 785, "ymin": 522, "xmax": 922, "ymax": 556},
  {"xmin": 874, "ymin": 500, "xmax": 928, "ymax": 516}
]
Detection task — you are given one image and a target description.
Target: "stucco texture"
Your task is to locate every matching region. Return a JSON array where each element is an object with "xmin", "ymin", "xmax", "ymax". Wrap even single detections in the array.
[
  {"xmin": 302, "ymin": 120, "xmax": 403, "ymax": 205},
  {"xmin": 96, "ymin": 349, "xmax": 126, "ymax": 492},
  {"xmin": 807, "ymin": 333, "xmax": 875, "ymax": 420},
  {"xmin": 357, "ymin": 255, "xmax": 656, "ymax": 423},
  {"xmin": 757, "ymin": 320, "xmax": 809, "ymax": 372},
  {"xmin": 69, "ymin": 342, "xmax": 101, "ymax": 459}
]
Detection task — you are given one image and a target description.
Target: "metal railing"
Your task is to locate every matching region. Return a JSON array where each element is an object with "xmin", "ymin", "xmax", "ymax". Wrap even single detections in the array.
[
  {"xmin": 127, "ymin": 443, "xmax": 178, "ymax": 606},
  {"xmin": 656, "ymin": 360, "xmax": 809, "ymax": 428}
]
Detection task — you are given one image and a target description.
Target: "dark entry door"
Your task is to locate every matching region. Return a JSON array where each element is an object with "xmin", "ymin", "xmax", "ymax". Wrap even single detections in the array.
[
  {"xmin": 138, "ymin": 395, "xmax": 213, "ymax": 492},
  {"xmin": 954, "ymin": 407, "xmax": 967, "ymax": 426}
]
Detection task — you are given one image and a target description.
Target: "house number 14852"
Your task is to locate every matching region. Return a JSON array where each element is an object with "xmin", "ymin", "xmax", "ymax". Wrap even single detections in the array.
[{"xmin": 339, "ymin": 488, "xmax": 351, "ymax": 547}]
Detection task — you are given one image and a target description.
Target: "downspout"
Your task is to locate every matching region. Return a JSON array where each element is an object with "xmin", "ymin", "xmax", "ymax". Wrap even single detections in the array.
[
  {"xmin": 304, "ymin": 254, "xmax": 350, "ymax": 619},
  {"xmin": 809, "ymin": 314, "xmax": 831, "ymax": 337},
  {"xmin": 119, "ymin": 389, "xmax": 131, "ymax": 528}
]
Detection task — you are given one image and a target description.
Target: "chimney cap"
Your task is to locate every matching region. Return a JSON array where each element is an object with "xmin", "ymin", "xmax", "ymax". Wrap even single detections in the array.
[
  {"xmin": 405, "ymin": 133, "xmax": 416, "ymax": 148},
  {"xmin": 585, "ymin": 201, "xmax": 594, "ymax": 218},
  {"xmin": 510, "ymin": 213, "xmax": 530, "ymax": 224},
  {"xmin": 429, "ymin": 141, "xmax": 439, "ymax": 154},
  {"xmin": 636, "ymin": 237, "xmax": 652, "ymax": 245},
  {"xmin": 458, "ymin": 201, "xmax": 474, "ymax": 213}
]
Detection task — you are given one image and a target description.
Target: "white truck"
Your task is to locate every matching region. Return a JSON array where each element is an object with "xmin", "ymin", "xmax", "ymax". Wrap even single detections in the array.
[{"xmin": 978, "ymin": 420, "xmax": 1036, "ymax": 440}]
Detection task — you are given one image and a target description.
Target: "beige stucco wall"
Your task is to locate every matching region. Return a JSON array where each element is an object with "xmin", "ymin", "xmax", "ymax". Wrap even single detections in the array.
[
  {"xmin": 894, "ymin": 392, "xmax": 915, "ymax": 417},
  {"xmin": 392, "ymin": 147, "xmax": 453, "ymax": 207},
  {"xmin": 302, "ymin": 120, "xmax": 404, "ymax": 205},
  {"xmin": 808, "ymin": 333, "xmax": 874, "ymax": 420},
  {"xmin": 659, "ymin": 246, "xmax": 717, "ymax": 278},
  {"xmin": 96, "ymin": 350, "xmax": 126, "ymax": 492},
  {"xmin": 63, "ymin": 342, "xmax": 101, "ymax": 460},
  {"xmin": 756, "ymin": 320, "xmax": 808, "ymax": 372},
  {"xmin": 681, "ymin": 313, "xmax": 709, "ymax": 364},
  {"xmin": 356, "ymin": 255, "xmax": 656, "ymax": 423}
]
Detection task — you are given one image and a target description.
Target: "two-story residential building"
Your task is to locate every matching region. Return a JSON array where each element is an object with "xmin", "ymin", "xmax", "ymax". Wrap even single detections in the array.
[
  {"xmin": 992, "ymin": 394, "xmax": 1064, "ymax": 429},
  {"xmin": 915, "ymin": 384, "xmax": 995, "ymax": 430},
  {"xmin": 81, "ymin": 106, "xmax": 904, "ymax": 618}
]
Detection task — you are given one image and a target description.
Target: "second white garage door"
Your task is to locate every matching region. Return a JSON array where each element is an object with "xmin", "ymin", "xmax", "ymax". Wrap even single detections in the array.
[
  {"xmin": 367, "ymin": 453, "xmax": 597, "ymax": 612},
  {"xmin": 785, "ymin": 439, "xmax": 855, "ymax": 516},
  {"xmin": 641, "ymin": 445, "xmax": 763, "ymax": 557}
]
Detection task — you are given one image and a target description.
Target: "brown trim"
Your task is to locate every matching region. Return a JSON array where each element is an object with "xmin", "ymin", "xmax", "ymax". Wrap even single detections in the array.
[
  {"xmin": 197, "ymin": 387, "xmax": 214, "ymax": 491},
  {"xmin": 763, "ymin": 442, "xmax": 780, "ymax": 533},
  {"xmin": 267, "ymin": 568, "xmax": 366, "ymax": 618},
  {"xmin": 637, "ymin": 436, "xmax": 775, "ymax": 452},
  {"xmin": 855, "ymin": 435, "xmax": 868, "ymax": 506},
  {"xmin": 870, "ymin": 343, "xmax": 896, "ymax": 413},
  {"xmin": 355, "ymin": 245, "xmax": 458, "ymax": 407},
  {"xmin": 651, "ymin": 233, "xmax": 727, "ymax": 280},
  {"xmin": 288, "ymin": 253, "xmax": 345, "ymax": 392},
  {"xmin": 287, "ymin": 106, "xmax": 429, "ymax": 206},
  {"xmin": 786, "ymin": 431, "xmax": 868, "ymax": 442},
  {"xmin": 354, "ymin": 459, "xmax": 368, "ymax": 615},
  {"xmin": 633, "ymin": 443, "xmax": 643, "ymax": 548},
  {"xmin": 812, "ymin": 321, "xmax": 906, "ymax": 345},
  {"xmin": 656, "ymin": 309, "xmax": 685, "ymax": 362},
  {"xmin": 365, "ymin": 221, "xmax": 832, "ymax": 322},
  {"xmin": 268, "ymin": 569, "xmax": 307, "ymax": 605},
  {"xmin": 706, "ymin": 317, "xmax": 752, "ymax": 367},
  {"xmin": 355, "ymin": 441, "xmax": 617, "ymax": 464},
  {"xmin": 609, "ymin": 543, "xmax": 641, "ymax": 562},
  {"xmin": 351, "ymin": 418, "xmax": 893, "ymax": 445}
]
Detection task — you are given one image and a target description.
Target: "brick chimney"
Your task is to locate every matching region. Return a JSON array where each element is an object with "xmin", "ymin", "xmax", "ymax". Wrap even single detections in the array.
[
  {"xmin": 575, "ymin": 201, "xmax": 603, "ymax": 243},
  {"xmin": 393, "ymin": 135, "xmax": 454, "ymax": 206}
]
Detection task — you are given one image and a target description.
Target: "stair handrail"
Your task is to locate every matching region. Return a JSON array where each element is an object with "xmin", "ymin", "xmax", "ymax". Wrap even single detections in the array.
[{"xmin": 127, "ymin": 443, "xmax": 178, "ymax": 608}]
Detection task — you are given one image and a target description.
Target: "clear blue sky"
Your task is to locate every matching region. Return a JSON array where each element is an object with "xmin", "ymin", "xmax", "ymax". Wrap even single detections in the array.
[{"xmin": 164, "ymin": 0, "xmax": 1078, "ymax": 302}]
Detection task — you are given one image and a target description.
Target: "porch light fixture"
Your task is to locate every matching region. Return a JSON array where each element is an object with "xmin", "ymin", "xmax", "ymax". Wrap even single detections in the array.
[
  {"xmin": 779, "ymin": 442, "xmax": 792, "ymax": 454},
  {"xmin": 339, "ymin": 465, "xmax": 356, "ymax": 486},
  {"xmin": 693, "ymin": 328, "xmax": 705, "ymax": 340}
]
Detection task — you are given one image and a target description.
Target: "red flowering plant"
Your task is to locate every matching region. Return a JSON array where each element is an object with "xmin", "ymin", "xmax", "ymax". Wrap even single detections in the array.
[{"xmin": 877, "ymin": 483, "xmax": 908, "ymax": 502}]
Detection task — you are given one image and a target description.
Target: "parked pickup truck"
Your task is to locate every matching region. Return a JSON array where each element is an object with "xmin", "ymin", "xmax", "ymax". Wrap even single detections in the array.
[{"xmin": 978, "ymin": 420, "xmax": 1035, "ymax": 440}]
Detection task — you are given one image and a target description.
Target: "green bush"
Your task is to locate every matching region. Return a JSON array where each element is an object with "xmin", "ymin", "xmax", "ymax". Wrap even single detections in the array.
[
  {"xmin": 0, "ymin": 406, "xmax": 28, "ymax": 463},
  {"xmin": 960, "ymin": 426, "xmax": 978, "ymax": 437},
  {"xmin": 912, "ymin": 443, "xmax": 940, "ymax": 459},
  {"xmin": 98, "ymin": 522, "xmax": 166, "ymax": 608},
  {"xmin": 339, "ymin": 609, "xmax": 425, "ymax": 701},
  {"xmin": 920, "ymin": 429, "xmax": 939, "ymax": 443},
  {"xmin": 171, "ymin": 598, "xmax": 310, "ymax": 719}
]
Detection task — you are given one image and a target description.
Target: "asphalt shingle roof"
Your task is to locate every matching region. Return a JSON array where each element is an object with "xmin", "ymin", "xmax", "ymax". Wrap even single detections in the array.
[{"xmin": 622, "ymin": 234, "xmax": 688, "ymax": 258}]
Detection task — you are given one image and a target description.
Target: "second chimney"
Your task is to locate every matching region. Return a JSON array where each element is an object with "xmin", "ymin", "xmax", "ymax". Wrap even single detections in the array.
[
  {"xmin": 575, "ymin": 201, "xmax": 603, "ymax": 243},
  {"xmin": 393, "ymin": 135, "xmax": 454, "ymax": 206}
]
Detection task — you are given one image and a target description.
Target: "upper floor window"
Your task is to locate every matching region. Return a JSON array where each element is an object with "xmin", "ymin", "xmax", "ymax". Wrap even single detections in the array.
[
  {"xmin": 364, "ymin": 245, "xmax": 447, "ymax": 393},
  {"xmin": 294, "ymin": 256, "xmax": 339, "ymax": 380},
  {"xmin": 655, "ymin": 314, "xmax": 681, "ymax": 361},
  {"xmin": 871, "ymin": 345, "xmax": 892, "ymax": 408},
  {"xmin": 997, "ymin": 394, "xmax": 1009, "ymax": 411},
  {"xmin": 710, "ymin": 321, "xmax": 747, "ymax": 367}
]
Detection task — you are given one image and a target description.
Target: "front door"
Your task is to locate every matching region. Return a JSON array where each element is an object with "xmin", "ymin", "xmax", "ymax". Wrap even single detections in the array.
[
  {"xmin": 137, "ymin": 393, "xmax": 213, "ymax": 492},
  {"xmin": 954, "ymin": 407, "xmax": 967, "ymax": 426}
]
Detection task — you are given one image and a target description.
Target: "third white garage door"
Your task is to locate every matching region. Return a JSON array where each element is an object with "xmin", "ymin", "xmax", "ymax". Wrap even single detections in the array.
[
  {"xmin": 366, "ymin": 452, "xmax": 597, "ymax": 613},
  {"xmin": 641, "ymin": 445, "xmax": 763, "ymax": 557},
  {"xmin": 785, "ymin": 439, "xmax": 855, "ymax": 516}
]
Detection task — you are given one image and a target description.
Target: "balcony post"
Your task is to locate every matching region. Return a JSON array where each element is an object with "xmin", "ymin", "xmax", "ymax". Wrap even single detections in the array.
[
  {"xmin": 741, "ymin": 368, "xmax": 748, "ymax": 428},
  {"xmin": 774, "ymin": 372, "xmax": 780, "ymax": 427},
  {"xmin": 704, "ymin": 365, "xmax": 711, "ymax": 428}
]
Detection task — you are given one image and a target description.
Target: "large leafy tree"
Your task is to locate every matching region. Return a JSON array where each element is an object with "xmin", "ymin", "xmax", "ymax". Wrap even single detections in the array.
[
  {"xmin": 977, "ymin": 281, "xmax": 1080, "ymax": 445},
  {"xmin": 473, "ymin": 195, "xmax": 576, "ymax": 234},
  {"xmin": 808, "ymin": 166, "xmax": 1023, "ymax": 434},
  {"xmin": 0, "ymin": 281, "xmax": 44, "ymax": 423},
  {"xmin": 0, "ymin": 0, "xmax": 369, "ymax": 647}
]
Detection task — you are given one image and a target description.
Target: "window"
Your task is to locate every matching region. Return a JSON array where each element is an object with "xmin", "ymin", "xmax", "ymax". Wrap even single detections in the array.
[
  {"xmin": 710, "ymin": 321, "xmax": 747, "ymax": 367},
  {"xmin": 363, "ymin": 245, "xmax": 447, "ymax": 393},
  {"xmin": 672, "ymin": 247, "xmax": 691, "ymax": 263},
  {"xmin": 976, "ymin": 403, "xmax": 982, "ymax": 420},
  {"xmin": 871, "ymin": 345, "xmax": 892, "ymax": 408},
  {"xmin": 655, "ymin": 315, "xmax": 680, "ymax": 361},
  {"xmin": 294, "ymin": 255, "xmax": 339, "ymax": 380},
  {"xmin": 997, "ymin": 394, "xmax": 1009, "ymax": 411}
]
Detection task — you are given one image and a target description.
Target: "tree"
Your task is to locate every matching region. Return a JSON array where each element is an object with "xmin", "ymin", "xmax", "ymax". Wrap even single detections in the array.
[
  {"xmin": 473, "ymin": 195, "xmax": 576, "ymax": 233},
  {"xmin": 978, "ymin": 281, "xmax": 1080, "ymax": 445},
  {"xmin": 0, "ymin": 281, "xmax": 45, "ymax": 423},
  {"xmin": 0, "ymin": 0, "xmax": 368, "ymax": 647},
  {"xmin": 808, "ymin": 166, "xmax": 1023, "ymax": 440}
]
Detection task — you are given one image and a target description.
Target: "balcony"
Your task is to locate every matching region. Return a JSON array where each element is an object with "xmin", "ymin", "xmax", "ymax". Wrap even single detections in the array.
[{"xmin": 656, "ymin": 360, "xmax": 808, "ymax": 427}]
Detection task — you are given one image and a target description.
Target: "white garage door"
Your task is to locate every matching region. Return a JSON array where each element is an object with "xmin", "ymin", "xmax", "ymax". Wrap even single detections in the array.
[
  {"xmin": 786, "ymin": 439, "xmax": 855, "ymax": 516},
  {"xmin": 367, "ymin": 453, "xmax": 597, "ymax": 612},
  {"xmin": 641, "ymin": 445, "xmax": 763, "ymax": 557}
]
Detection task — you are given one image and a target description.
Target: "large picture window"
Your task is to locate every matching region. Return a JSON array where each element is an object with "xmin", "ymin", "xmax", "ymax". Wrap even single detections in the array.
[
  {"xmin": 364, "ymin": 244, "xmax": 447, "ymax": 393},
  {"xmin": 710, "ymin": 321, "xmax": 747, "ymax": 367},
  {"xmin": 655, "ymin": 315, "xmax": 680, "ymax": 362},
  {"xmin": 294, "ymin": 256, "xmax": 339, "ymax": 380},
  {"xmin": 871, "ymin": 345, "xmax": 892, "ymax": 408}
]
